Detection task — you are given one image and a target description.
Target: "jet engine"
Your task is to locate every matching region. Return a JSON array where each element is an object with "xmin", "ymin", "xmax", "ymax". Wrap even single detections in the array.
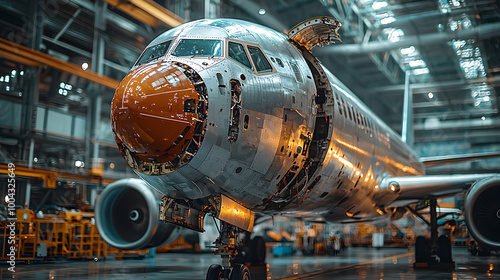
[
  {"xmin": 464, "ymin": 175, "xmax": 500, "ymax": 249},
  {"xmin": 95, "ymin": 178, "xmax": 182, "ymax": 250}
]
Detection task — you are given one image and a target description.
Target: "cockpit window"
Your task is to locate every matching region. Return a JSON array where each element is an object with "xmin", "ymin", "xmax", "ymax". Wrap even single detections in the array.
[
  {"xmin": 247, "ymin": 46, "xmax": 272, "ymax": 73},
  {"xmin": 136, "ymin": 40, "xmax": 172, "ymax": 66},
  {"xmin": 228, "ymin": 42, "xmax": 252, "ymax": 70},
  {"xmin": 172, "ymin": 39, "xmax": 222, "ymax": 57}
]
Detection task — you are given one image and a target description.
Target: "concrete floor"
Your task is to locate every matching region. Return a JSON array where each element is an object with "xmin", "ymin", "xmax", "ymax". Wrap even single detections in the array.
[{"xmin": 1, "ymin": 247, "xmax": 498, "ymax": 280}]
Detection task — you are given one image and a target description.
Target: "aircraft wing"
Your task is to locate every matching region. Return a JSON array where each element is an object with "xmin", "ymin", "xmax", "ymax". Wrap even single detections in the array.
[
  {"xmin": 381, "ymin": 173, "xmax": 494, "ymax": 200},
  {"xmin": 420, "ymin": 151, "xmax": 500, "ymax": 167}
]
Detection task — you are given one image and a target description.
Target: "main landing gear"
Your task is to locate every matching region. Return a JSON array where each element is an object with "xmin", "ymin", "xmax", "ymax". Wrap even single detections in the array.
[
  {"xmin": 206, "ymin": 220, "xmax": 266, "ymax": 280},
  {"xmin": 407, "ymin": 197, "xmax": 454, "ymax": 268}
]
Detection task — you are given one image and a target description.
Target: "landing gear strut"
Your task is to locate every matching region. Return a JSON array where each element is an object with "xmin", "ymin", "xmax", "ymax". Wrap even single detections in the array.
[
  {"xmin": 206, "ymin": 221, "xmax": 252, "ymax": 280},
  {"xmin": 407, "ymin": 197, "xmax": 454, "ymax": 268}
]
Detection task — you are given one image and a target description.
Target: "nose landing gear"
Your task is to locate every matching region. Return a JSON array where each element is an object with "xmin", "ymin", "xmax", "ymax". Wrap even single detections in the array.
[
  {"xmin": 206, "ymin": 221, "xmax": 254, "ymax": 280},
  {"xmin": 206, "ymin": 221, "xmax": 249, "ymax": 280}
]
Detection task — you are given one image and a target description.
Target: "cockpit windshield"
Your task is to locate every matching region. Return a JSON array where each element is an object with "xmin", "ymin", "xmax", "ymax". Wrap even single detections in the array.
[
  {"xmin": 135, "ymin": 40, "xmax": 172, "ymax": 66},
  {"xmin": 172, "ymin": 39, "xmax": 222, "ymax": 57}
]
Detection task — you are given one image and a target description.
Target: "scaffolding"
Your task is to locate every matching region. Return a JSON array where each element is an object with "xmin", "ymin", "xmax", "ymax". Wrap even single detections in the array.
[{"xmin": 0, "ymin": 212, "xmax": 148, "ymax": 262}]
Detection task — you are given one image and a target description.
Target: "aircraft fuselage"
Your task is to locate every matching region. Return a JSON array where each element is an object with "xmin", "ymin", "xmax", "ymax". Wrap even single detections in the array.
[{"xmin": 111, "ymin": 18, "xmax": 424, "ymax": 224}]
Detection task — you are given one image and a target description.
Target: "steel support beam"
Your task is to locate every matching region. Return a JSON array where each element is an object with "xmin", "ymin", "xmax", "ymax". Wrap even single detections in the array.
[
  {"xmin": 0, "ymin": 38, "xmax": 119, "ymax": 89},
  {"xmin": 127, "ymin": 0, "xmax": 184, "ymax": 27},
  {"xmin": 319, "ymin": 22, "xmax": 500, "ymax": 55},
  {"xmin": 402, "ymin": 70, "xmax": 413, "ymax": 147}
]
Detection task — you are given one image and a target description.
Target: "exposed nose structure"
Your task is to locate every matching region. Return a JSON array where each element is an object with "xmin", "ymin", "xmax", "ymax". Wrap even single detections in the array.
[{"xmin": 111, "ymin": 62, "xmax": 208, "ymax": 175}]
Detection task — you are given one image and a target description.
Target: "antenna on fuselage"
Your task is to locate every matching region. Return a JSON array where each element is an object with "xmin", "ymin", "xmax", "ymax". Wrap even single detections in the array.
[{"xmin": 401, "ymin": 70, "xmax": 414, "ymax": 147}]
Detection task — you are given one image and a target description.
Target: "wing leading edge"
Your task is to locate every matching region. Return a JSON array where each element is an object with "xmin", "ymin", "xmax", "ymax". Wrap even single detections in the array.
[{"xmin": 381, "ymin": 173, "xmax": 494, "ymax": 200}]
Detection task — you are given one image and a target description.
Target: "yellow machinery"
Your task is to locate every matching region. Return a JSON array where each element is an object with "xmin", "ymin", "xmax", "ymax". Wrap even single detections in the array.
[{"xmin": 0, "ymin": 210, "xmax": 148, "ymax": 262}]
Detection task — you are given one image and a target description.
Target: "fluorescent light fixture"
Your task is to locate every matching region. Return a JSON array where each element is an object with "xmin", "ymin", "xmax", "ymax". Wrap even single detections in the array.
[
  {"xmin": 372, "ymin": 1, "xmax": 388, "ymax": 10},
  {"xmin": 400, "ymin": 46, "xmax": 416, "ymax": 56},
  {"xmin": 381, "ymin": 16, "xmax": 395, "ymax": 25},
  {"xmin": 409, "ymin": 60, "xmax": 426, "ymax": 67},
  {"xmin": 412, "ymin": 68, "xmax": 429, "ymax": 75},
  {"xmin": 384, "ymin": 28, "xmax": 405, "ymax": 42}
]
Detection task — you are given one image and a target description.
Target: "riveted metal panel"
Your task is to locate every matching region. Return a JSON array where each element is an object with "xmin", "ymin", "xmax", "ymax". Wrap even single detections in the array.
[
  {"xmin": 250, "ymin": 114, "xmax": 282, "ymax": 174},
  {"xmin": 198, "ymin": 144, "xmax": 231, "ymax": 179}
]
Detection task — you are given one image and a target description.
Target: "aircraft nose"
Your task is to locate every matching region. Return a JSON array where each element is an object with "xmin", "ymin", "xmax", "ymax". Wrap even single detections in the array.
[{"xmin": 111, "ymin": 62, "xmax": 207, "ymax": 174}]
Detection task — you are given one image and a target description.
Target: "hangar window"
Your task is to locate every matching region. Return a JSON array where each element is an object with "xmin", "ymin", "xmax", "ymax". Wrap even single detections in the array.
[
  {"xmin": 136, "ymin": 40, "xmax": 172, "ymax": 66},
  {"xmin": 172, "ymin": 39, "xmax": 222, "ymax": 57},
  {"xmin": 247, "ymin": 46, "xmax": 273, "ymax": 73},
  {"xmin": 228, "ymin": 42, "xmax": 252, "ymax": 70}
]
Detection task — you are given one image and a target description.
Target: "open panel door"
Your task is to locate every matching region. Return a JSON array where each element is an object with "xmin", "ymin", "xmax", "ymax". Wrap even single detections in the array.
[{"xmin": 288, "ymin": 16, "xmax": 341, "ymax": 51}]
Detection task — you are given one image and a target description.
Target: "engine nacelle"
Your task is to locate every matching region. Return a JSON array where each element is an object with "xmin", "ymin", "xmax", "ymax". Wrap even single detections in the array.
[
  {"xmin": 95, "ymin": 178, "xmax": 182, "ymax": 250},
  {"xmin": 464, "ymin": 175, "xmax": 500, "ymax": 250}
]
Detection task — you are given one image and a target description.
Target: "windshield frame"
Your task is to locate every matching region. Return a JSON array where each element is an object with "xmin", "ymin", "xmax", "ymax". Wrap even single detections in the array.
[
  {"xmin": 134, "ymin": 40, "xmax": 173, "ymax": 67},
  {"xmin": 171, "ymin": 38, "xmax": 224, "ymax": 58}
]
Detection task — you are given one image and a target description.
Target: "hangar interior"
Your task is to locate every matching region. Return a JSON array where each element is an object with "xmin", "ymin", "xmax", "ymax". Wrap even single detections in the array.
[{"xmin": 0, "ymin": 0, "xmax": 499, "ymax": 278}]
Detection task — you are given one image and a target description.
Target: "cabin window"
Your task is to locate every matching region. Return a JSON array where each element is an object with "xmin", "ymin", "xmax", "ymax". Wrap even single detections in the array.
[
  {"xmin": 348, "ymin": 105, "xmax": 354, "ymax": 122},
  {"xmin": 172, "ymin": 39, "xmax": 222, "ymax": 57},
  {"xmin": 228, "ymin": 42, "xmax": 252, "ymax": 69},
  {"xmin": 135, "ymin": 40, "xmax": 172, "ymax": 66},
  {"xmin": 247, "ymin": 46, "xmax": 273, "ymax": 73},
  {"xmin": 276, "ymin": 58, "xmax": 285, "ymax": 67},
  {"xmin": 335, "ymin": 92, "xmax": 343, "ymax": 115},
  {"xmin": 342, "ymin": 98, "xmax": 348, "ymax": 119}
]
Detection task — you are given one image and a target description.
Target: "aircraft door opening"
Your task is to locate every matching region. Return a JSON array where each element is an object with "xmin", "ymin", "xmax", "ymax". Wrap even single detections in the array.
[{"xmin": 228, "ymin": 79, "xmax": 242, "ymax": 142}]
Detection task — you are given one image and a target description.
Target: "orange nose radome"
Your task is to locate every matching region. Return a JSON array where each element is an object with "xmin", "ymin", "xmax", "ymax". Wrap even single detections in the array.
[{"xmin": 111, "ymin": 62, "xmax": 208, "ymax": 175}]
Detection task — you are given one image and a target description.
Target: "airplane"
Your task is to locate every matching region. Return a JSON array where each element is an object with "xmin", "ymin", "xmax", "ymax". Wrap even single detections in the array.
[{"xmin": 94, "ymin": 16, "xmax": 500, "ymax": 280}]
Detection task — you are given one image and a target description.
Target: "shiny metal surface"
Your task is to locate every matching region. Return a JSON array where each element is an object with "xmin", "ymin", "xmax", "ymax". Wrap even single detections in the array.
[
  {"xmin": 105, "ymin": 17, "xmax": 499, "ymax": 253},
  {"xmin": 2, "ymin": 247, "xmax": 499, "ymax": 280},
  {"xmin": 464, "ymin": 175, "xmax": 500, "ymax": 249},
  {"xmin": 95, "ymin": 178, "xmax": 182, "ymax": 250},
  {"xmin": 216, "ymin": 194, "xmax": 255, "ymax": 232}
]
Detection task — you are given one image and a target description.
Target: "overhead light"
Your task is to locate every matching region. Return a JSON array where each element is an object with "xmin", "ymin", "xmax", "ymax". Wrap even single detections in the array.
[
  {"xmin": 258, "ymin": 8, "xmax": 266, "ymax": 15},
  {"xmin": 75, "ymin": 160, "xmax": 84, "ymax": 168},
  {"xmin": 481, "ymin": 116, "xmax": 486, "ymax": 121},
  {"xmin": 400, "ymin": 46, "xmax": 416, "ymax": 56},
  {"xmin": 372, "ymin": 1, "xmax": 388, "ymax": 10},
  {"xmin": 11, "ymin": 70, "xmax": 16, "ymax": 77},
  {"xmin": 383, "ymin": 28, "xmax": 405, "ymax": 42},
  {"xmin": 81, "ymin": 62, "xmax": 89, "ymax": 71},
  {"xmin": 381, "ymin": 17, "xmax": 395, "ymax": 25},
  {"xmin": 428, "ymin": 92, "xmax": 434, "ymax": 99},
  {"xmin": 409, "ymin": 59, "xmax": 426, "ymax": 67},
  {"xmin": 412, "ymin": 68, "xmax": 429, "ymax": 75},
  {"xmin": 484, "ymin": 96, "xmax": 490, "ymax": 102}
]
